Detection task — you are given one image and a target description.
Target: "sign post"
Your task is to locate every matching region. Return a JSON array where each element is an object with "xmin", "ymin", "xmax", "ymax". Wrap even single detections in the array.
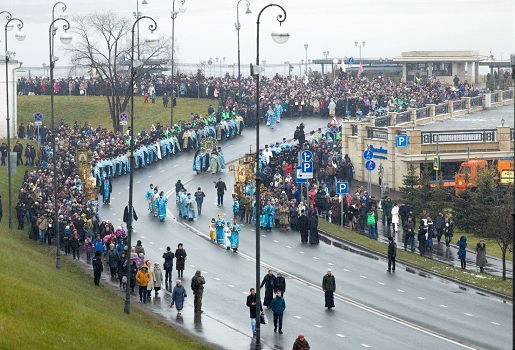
[
  {"xmin": 363, "ymin": 149, "xmax": 374, "ymax": 196},
  {"xmin": 119, "ymin": 112, "xmax": 129, "ymax": 134},
  {"xmin": 34, "ymin": 112, "xmax": 43, "ymax": 144},
  {"xmin": 336, "ymin": 182, "xmax": 349, "ymax": 226}
]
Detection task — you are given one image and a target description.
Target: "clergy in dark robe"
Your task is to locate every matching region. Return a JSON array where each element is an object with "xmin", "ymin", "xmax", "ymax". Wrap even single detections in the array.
[{"xmin": 297, "ymin": 210, "xmax": 310, "ymax": 244}]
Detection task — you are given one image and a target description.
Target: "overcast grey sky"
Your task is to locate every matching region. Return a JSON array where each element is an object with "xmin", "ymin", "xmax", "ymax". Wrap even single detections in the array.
[{"xmin": 1, "ymin": 0, "xmax": 513, "ymax": 71}]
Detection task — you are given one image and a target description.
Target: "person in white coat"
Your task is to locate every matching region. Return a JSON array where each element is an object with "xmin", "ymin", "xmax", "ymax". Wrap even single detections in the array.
[
  {"xmin": 153, "ymin": 262, "xmax": 164, "ymax": 297},
  {"xmin": 391, "ymin": 203, "xmax": 400, "ymax": 232},
  {"xmin": 223, "ymin": 221, "xmax": 232, "ymax": 250}
]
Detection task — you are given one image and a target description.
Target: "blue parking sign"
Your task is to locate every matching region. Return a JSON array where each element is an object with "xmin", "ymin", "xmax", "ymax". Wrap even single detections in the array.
[{"xmin": 336, "ymin": 182, "xmax": 349, "ymax": 195}]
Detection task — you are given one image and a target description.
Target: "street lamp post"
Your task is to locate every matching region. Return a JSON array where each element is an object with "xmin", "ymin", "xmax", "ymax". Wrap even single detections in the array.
[
  {"xmin": 235, "ymin": 0, "xmax": 251, "ymax": 102},
  {"xmin": 216, "ymin": 56, "xmax": 225, "ymax": 78},
  {"xmin": 134, "ymin": 0, "xmax": 148, "ymax": 61},
  {"xmin": 253, "ymin": 4, "xmax": 289, "ymax": 349},
  {"xmin": 355, "ymin": 40, "xmax": 365, "ymax": 63},
  {"xmin": 304, "ymin": 43, "xmax": 308, "ymax": 75},
  {"xmin": 126, "ymin": 15, "xmax": 158, "ymax": 314},
  {"xmin": 3, "ymin": 11, "xmax": 26, "ymax": 230},
  {"xmin": 170, "ymin": 0, "xmax": 186, "ymax": 128},
  {"xmin": 323, "ymin": 50, "xmax": 329, "ymax": 75},
  {"xmin": 49, "ymin": 14, "xmax": 71, "ymax": 269}
]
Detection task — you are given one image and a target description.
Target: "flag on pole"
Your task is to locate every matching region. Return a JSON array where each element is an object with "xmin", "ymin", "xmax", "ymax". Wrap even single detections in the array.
[
  {"xmin": 340, "ymin": 59, "xmax": 346, "ymax": 72},
  {"xmin": 357, "ymin": 62, "xmax": 364, "ymax": 78},
  {"xmin": 235, "ymin": 74, "xmax": 243, "ymax": 84}
]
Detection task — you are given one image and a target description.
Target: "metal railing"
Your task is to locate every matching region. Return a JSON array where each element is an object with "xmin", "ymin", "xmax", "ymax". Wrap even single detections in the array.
[
  {"xmin": 416, "ymin": 107, "xmax": 429, "ymax": 120},
  {"xmin": 435, "ymin": 103, "xmax": 449, "ymax": 115},
  {"xmin": 503, "ymin": 90, "xmax": 513, "ymax": 100},
  {"xmin": 470, "ymin": 96, "xmax": 482, "ymax": 107},
  {"xmin": 453, "ymin": 100, "xmax": 464, "ymax": 111},
  {"xmin": 375, "ymin": 116, "xmax": 389, "ymax": 127},
  {"xmin": 491, "ymin": 92, "xmax": 499, "ymax": 103},
  {"xmin": 395, "ymin": 111, "xmax": 411, "ymax": 125},
  {"xmin": 421, "ymin": 129, "xmax": 496, "ymax": 144},
  {"xmin": 367, "ymin": 127, "xmax": 388, "ymax": 140}
]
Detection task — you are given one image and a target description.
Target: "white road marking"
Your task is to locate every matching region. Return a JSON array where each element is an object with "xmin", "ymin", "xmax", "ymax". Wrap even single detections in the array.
[
  {"xmin": 126, "ymin": 187, "xmax": 129, "ymax": 189},
  {"xmin": 160, "ymin": 170, "xmax": 165, "ymax": 173},
  {"xmin": 328, "ymin": 263, "xmax": 334, "ymax": 266},
  {"xmin": 241, "ymin": 140, "xmax": 246, "ymax": 143},
  {"xmin": 286, "ymin": 245, "xmax": 292, "ymax": 249},
  {"xmin": 313, "ymin": 257, "xmax": 319, "ymax": 260},
  {"xmin": 361, "ymin": 345, "xmax": 370, "ymax": 348},
  {"xmin": 140, "ymin": 236, "xmax": 145, "ymax": 238},
  {"xmin": 360, "ymin": 275, "xmax": 367, "ymax": 279},
  {"xmin": 158, "ymin": 247, "xmax": 163, "ymax": 250},
  {"xmin": 250, "ymin": 229, "xmax": 255, "ymax": 232},
  {"xmin": 149, "ymin": 242, "xmax": 154, "ymax": 245},
  {"xmin": 117, "ymin": 192, "xmax": 121, "ymax": 194},
  {"xmin": 440, "ymin": 305, "xmax": 448, "ymax": 308},
  {"xmin": 214, "ymin": 278, "xmax": 221, "ymax": 281},
  {"xmin": 417, "ymin": 297, "xmax": 425, "ymax": 300},
  {"xmin": 397, "ymin": 289, "xmax": 405, "ymax": 293},
  {"xmin": 136, "ymin": 181, "xmax": 141, "ymax": 183},
  {"xmin": 314, "ymin": 324, "xmax": 322, "ymax": 328},
  {"xmin": 190, "ymin": 265, "xmax": 196, "ymax": 268},
  {"xmin": 378, "ymin": 282, "xmax": 385, "ymax": 285},
  {"xmin": 174, "ymin": 164, "xmax": 179, "ymax": 167},
  {"xmin": 464, "ymin": 313, "xmax": 473, "ymax": 317},
  {"xmin": 112, "ymin": 213, "xmax": 116, "ymax": 216},
  {"xmin": 243, "ymin": 291, "xmax": 249, "ymax": 295},
  {"xmin": 202, "ymin": 271, "xmax": 207, "ymax": 274},
  {"xmin": 262, "ymin": 234, "xmax": 267, "ymax": 237},
  {"xmin": 273, "ymin": 240, "xmax": 279, "ymax": 243},
  {"xmin": 117, "ymin": 219, "xmax": 122, "ymax": 221},
  {"xmin": 228, "ymin": 284, "xmax": 234, "ymax": 288},
  {"xmin": 343, "ymin": 269, "xmax": 349, "ymax": 272},
  {"xmin": 300, "ymin": 251, "xmax": 304, "ymax": 254},
  {"xmin": 148, "ymin": 175, "xmax": 152, "ymax": 178},
  {"xmin": 294, "ymin": 316, "xmax": 302, "ymax": 319},
  {"xmin": 336, "ymin": 334, "xmax": 345, "ymax": 338},
  {"xmin": 491, "ymin": 322, "xmax": 500, "ymax": 325}
]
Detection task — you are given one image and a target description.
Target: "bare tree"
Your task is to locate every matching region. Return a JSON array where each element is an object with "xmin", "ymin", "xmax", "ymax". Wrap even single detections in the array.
[
  {"xmin": 67, "ymin": 11, "xmax": 171, "ymax": 131},
  {"xmin": 484, "ymin": 190, "xmax": 513, "ymax": 280}
]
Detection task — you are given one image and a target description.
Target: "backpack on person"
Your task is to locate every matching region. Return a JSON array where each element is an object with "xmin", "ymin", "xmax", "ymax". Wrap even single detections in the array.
[{"xmin": 191, "ymin": 277, "xmax": 199, "ymax": 293}]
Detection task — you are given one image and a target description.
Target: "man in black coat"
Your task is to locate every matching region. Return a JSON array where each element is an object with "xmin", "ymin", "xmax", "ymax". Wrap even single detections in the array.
[
  {"xmin": 162, "ymin": 246, "xmax": 175, "ymax": 286},
  {"xmin": 246, "ymin": 288, "xmax": 263, "ymax": 335},
  {"xmin": 260, "ymin": 269, "xmax": 277, "ymax": 308},
  {"xmin": 92, "ymin": 251, "xmax": 103, "ymax": 286},
  {"xmin": 274, "ymin": 272, "xmax": 286, "ymax": 296},
  {"xmin": 123, "ymin": 204, "xmax": 138, "ymax": 229},
  {"xmin": 387, "ymin": 236, "xmax": 397, "ymax": 272},
  {"xmin": 214, "ymin": 178, "xmax": 227, "ymax": 206},
  {"xmin": 297, "ymin": 210, "xmax": 310, "ymax": 244}
]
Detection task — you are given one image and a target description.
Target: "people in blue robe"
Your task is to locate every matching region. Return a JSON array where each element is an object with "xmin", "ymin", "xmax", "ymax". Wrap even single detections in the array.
[
  {"xmin": 274, "ymin": 102, "xmax": 283, "ymax": 123},
  {"xmin": 232, "ymin": 196, "xmax": 240, "ymax": 220},
  {"xmin": 263, "ymin": 201, "xmax": 275, "ymax": 232},
  {"xmin": 101, "ymin": 177, "xmax": 112, "ymax": 204},
  {"xmin": 178, "ymin": 190, "xmax": 188, "ymax": 218},
  {"xmin": 215, "ymin": 215, "xmax": 225, "ymax": 244},
  {"xmin": 186, "ymin": 193, "xmax": 196, "ymax": 221},
  {"xmin": 217, "ymin": 147, "xmax": 226, "ymax": 169},
  {"xmin": 230, "ymin": 220, "xmax": 241, "ymax": 252},
  {"xmin": 156, "ymin": 191, "xmax": 168, "ymax": 222},
  {"xmin": 146, "ymin": 184, "xmax": 154, "ymax": 211}
]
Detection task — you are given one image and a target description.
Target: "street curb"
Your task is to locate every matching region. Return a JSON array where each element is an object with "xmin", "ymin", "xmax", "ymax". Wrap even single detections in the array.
[{"xmin": 318, "ymin": 229, "xmax": 513, "ymax": 302}]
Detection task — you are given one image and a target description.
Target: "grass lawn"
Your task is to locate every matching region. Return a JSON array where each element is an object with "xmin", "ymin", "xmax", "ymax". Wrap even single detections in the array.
[
  {"xmin": 319, "ymin": 220, "xmax": 513, "ymax": 298},
  {"xmin": 454, "ymin": 230, "xmax": 512, "ymax": 261},
  {"xmin": 0, "ymin": 157, "xmax": 212, "ymax": 349},
  {"xmin": 17, "ymin": 95, "xmax": 214, "ymax": 132}
]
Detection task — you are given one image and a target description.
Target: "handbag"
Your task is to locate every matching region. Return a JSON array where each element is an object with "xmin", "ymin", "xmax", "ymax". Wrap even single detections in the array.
[{"xmin": 260, "ymin": 313, "xmax": 268, "ymax": 325}]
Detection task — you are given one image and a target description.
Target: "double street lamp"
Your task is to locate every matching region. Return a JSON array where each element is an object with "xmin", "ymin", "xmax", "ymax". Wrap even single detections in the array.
[
  {"xmin": 49, "ymin": 3, "xmax": 72, "ymax": 269},
  {"xmin": 253, "ymin": 4, "xmax": 289, "ymax": 349},
  {"xmin": 304, "ymin": 42, "xmax": 308, "ymax": 75},
  {"xmin": 170, "ymin": 0, "xmax": 186, "ymax": 127},
  {"xmin": 2, "ymin": 11, "xmax": 26, "ymax": 230},
  {"xmin": 235, "ymin": 0, "xmax": 251, "ymax": 101},
  {"xmin": 355, "ymin": 40, "xmax": 365, "ymax": 63},
  {"xmin": 323, "ymin": 50, "xmax": 329, "ymax": 74},
  {"xmin": 125, "ymin": 15, "xmax": 158, "ymax": 315},
  {"xmin": 216, "ymin": 56, "xmax": 225, "ymax": 78},
  {"xmin": 134, "ymin": 0, "xmax": 148, "ymax": 61}
]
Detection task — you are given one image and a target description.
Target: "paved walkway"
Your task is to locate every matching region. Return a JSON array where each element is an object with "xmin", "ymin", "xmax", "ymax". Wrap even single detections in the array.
[{"xmin": 348, "ymin": 179, "xmax": 513, "ymax": 279}]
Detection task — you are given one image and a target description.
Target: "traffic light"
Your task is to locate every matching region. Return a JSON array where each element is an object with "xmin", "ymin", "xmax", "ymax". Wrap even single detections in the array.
[
  {"xmin": 289, "ymin": 64, "xmax": 294, "ymax": 74},
  {"xmin": 433, "ymin": 156, "xmax": 440, "ymax": 171}
]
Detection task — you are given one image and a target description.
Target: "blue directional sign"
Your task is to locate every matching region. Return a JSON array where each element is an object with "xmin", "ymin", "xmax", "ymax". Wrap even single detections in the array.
[
  {"xmin": 348, "ymin": 57, "xmax": 355, "ymax": 64},
  {"xmin": 396, "ymin": 135, "xmax": 408, "ymax": 147},
  {"xmin": 363, "ymin": 150, "xmax": 374, "ymax": 161},
  {"xmin": 301, "ymin": 161, "xmax": 313, "ymax": 173},
  {"xmin": 33, "ymin": 112, "xmax": 43, "ymax": 121},
  {"xmin": 301, "ymin": 150, "xmax": 313, "ymax": 162},
  {"xmin": 365, "ymin": 160, "xmax": 376, "ymax": 171},
  {"xmin": 336, "ymin": 182, "xmax": 349, "ymax": 195}
]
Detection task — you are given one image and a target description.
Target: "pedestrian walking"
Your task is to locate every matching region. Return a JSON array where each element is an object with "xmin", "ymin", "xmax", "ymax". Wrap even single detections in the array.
[
  {"xmin": 214, "ymin": 178, "xmax": 227, "ymax": 206},
  {"xmin": 223, "ymin": 221, "xmax": 232, "ymax": 250},
  {"xmin": 92, "ymin": 251, "xmax": 103, "ymax": 286},
  {"xmin": 105, "ymin": 243, "xmax": 119, "ymax": 277},
  {"xmin": 457, "ymin": 236, "xmax": 467, "ymax": 269},
  {"xmin": 292, "ymin": 333, "xmax": 310, "ymax": 350},
  {"xmin": 230, "ymin": 218, "xmax": 241, "ymax": 252},
  {"xmin": 156, "ymin": 191, "xmax": 168, "ymax": 222},
  {"xmin": 308, "ymin": 209, "xmax": 319, "ymax": 244},
  {"xmin": 153, "ymin": 262, "xmax": 163, "ymax": 297},
  {"xmin": 209, "ymin": 218, "xmax": 216, "ymax": 242},
  {"xmin": 136, "ymin": 264, "xmax": 151, "ymax": 304},
  {"xmin": 297, "ymin": 210, "xmax": 310, "ymax": 244},
  {"xmin": 322, "ymin": 269, "xmax": 335, "ymax": 309},
  {"xmin": 387, "ymin": 236, "xmax": 396, "ymax": 272},
  {"xmin": 101, "ymin": 177, "xmax": 112, "ymax": 204},
  {"xmin": 146, "ymin": 184, "xmax": 154, "ymax": 211},
  {"xmin": 260, "ymin": 269, "xmax": 276, "ymax": 308},
  {"xmin": 171, "ymin": 279, "xmax": 187, "ymax": 316},
  {"xmin": 123, "ymin": 204, "xmax": 138, "ymax": 229},
  {"xmin": 194, "ymin": 187, "xmax": 205, "ymax": 215},
  {"xmin": 475, "ymin": 239, "xmax": 487, "ymax": 273},
  {"xmin": 246, "ymin": 287, "xmax": 263, "ymax": 336},
  {"xmin": 117, "ymin": 250, "xmax": 127, "ymax": 289},
  {"xmin": 175, "ymin": 243, "xmax": 187, "ymax": 279},
  {"xmin": 403, "ymin": 216, "xmax": 415, "ymax": 252},
  {"xmin": 271, "ymin": 290, "xmax": 286, "ymax": 334},
  {"xmin": 275, "ymin": 272, "xmax": 286, "ymax": 295},
  {"xmin": 191, "ymin": 270, "xmax": 206, "ymax": 313},
  {"xmin": 162, "ymin": 246, "xmax": 175, "ymax": 286}
]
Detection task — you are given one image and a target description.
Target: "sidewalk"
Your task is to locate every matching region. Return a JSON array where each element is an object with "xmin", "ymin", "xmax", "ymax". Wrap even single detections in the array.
[{"xmin": 350, "ymin": 179, "xmax": 513, "ymax": 279}]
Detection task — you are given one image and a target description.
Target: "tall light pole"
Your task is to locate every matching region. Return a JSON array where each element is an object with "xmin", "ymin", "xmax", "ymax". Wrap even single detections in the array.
[
  {"xmin": 133, "ymin": 0, "xmax": 148, "ymax": 61},
  {"xmin": 304, "ymin": 43, "xmax": 308, "ymax": 75},
  {"xmin": 253, "ymin": 4, "xmax": 289, "ymax": 349},
  {"xmin": 3, "ymin": 12, "xmax": 26, "ymax": 230},
  {"xmin": 323, "ymin": 50, "xmax": 329, "ymax": 75},
  {"xmin": 126, "ymin": 15, "xmax": 158, "ymax": 314},
  {"xmin": 235, "ymin": 0, "xmax": 251, "ymax": 102},
  {"xmin": 49, "ymin": 14, "xmax": 71, "ymax": 269},
  {"xmin": 52, "ymin": 2, "xmax": 68, "ymax": 64},
  {"xmin": 216, "ymin": 56, "xmax": 225, "ymax": 78},
  {"xmin": 170, "ymin": 0, "xmax": 186, "ymax": 127},
  {"xmin": 355, "ymin": 40, "xmax": 365, "ymax": 63}
]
